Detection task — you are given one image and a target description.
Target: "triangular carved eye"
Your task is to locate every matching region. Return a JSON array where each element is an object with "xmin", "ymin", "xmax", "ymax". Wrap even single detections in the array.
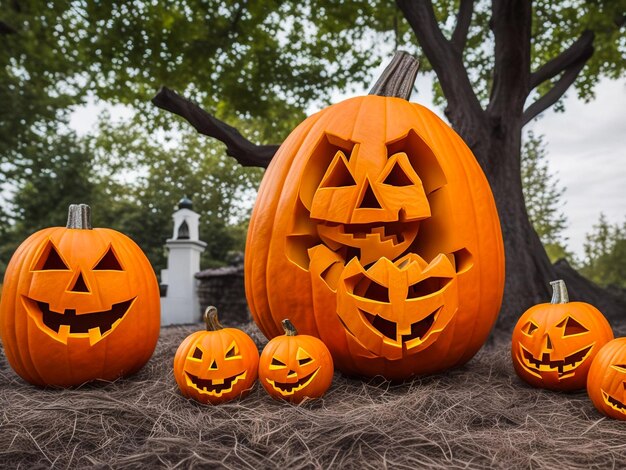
[
  {"xmin": 523, "ymin": 321, "xmax": 539, "ymax": 335},
  {"xmin": 34, "ymin": 242, "xmax": 69, "ymax": 270},
  {"xmin": 192, "ymin": 347, "xmax": 203, "ymax": 360},
  {"xmin": 93, "ymin": 246, "xmax": 123, "ymax": 271},
  {"xmin": 383, "ymin": 159, "xmax": 413, "ymax": 186},
  {"xmin": 224, "ymin": 341, "xmax": 241, "ymax": 360},
  {"xmin": 270, "ymin": 357, "xmax": 286, "ymax": 369},
  {"xmin": 320, "ymin": 151, "xmax": 356, "ymax": 188},
  {"xmin": 611, "ymin": 364, "xmax": 626, "ymax": 373},
  {"xmin": 560, "ymin": 317, "xmax": 588, "ymax": 336},
  {"xmin": 296, "ymin": 347, "xmax": 313, "ymax": 366}
]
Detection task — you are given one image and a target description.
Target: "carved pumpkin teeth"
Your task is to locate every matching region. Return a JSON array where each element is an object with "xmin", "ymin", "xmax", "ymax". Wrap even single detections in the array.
[
  {"xmin": 601, "ymin": 390, "xmax": 626, "ymax": 414},
  {"xmin": 34, "ymin": 298, "xmax": 134, "ymax": 339},
  {"xmin": 186, "ymin": 371, "xmax": 247, "ymax": 396},
  {"xmin": 520, "ymin": 345, "xmax": 593, "ymax": 376},
  {"xmin": 267, "ymin": 367, "xmax": 320, "ymax": 395}
]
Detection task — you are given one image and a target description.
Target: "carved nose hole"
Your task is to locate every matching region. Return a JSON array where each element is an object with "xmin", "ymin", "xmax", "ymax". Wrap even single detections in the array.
[
  {"xmin": 288, "ymin": 369, "xmax": 297, "ymax": 377},
  {"xmin": 69, "ymin": 271, "xmax": 90, "ymax": 293},
  {"xmin": 357, "ymin": 181, "xmax": 381, "ymax": 209},
  {"xmin": 209, "ymin": 360, "xmax": 218, "ymax": 370},
  {"xmin": 545, "ymin": 335, "xmax": 553, "ymax": 350}
]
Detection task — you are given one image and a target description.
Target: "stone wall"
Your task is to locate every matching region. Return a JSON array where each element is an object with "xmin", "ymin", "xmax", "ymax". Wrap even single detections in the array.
[{"xmin": 195, "ymin": 264, "xmax": 250, "ymax": 325}]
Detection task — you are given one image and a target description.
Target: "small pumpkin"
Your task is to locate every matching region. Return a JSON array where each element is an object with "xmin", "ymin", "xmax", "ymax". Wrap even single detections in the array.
[
  {"xmin": 245, "ymin": 51, "xmax": 504, "ymax": 379},
  {"xmin": 511, "ymin": 280, "xmax": 613, "ymax": 391},
  {"xmin": 0, "ymin": 204, "xmax": 160, "ymax": 387},
  {"xmin": 587, "ymin": 338, "xmax": 626, "ymax": 420},
  {"xmin": 174, "ymin": 306, "xmax": 259, "ymax": 404},
  {"xmin": 259, "ymin": 319, "xmax": 334, "ymax": 403}
]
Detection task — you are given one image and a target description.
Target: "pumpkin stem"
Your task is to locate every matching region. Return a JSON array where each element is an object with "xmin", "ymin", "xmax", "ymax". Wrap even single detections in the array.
[
  {"xmin": 66, "ymin": 204, "xmax": 92, "ymax": 230},
  {"xmin": 368, "ymin": 50, "xmax": 419, "ymax": 100},
  {"xmin": 281, "ymin": 319, "xmax": 298, "ymax": 336},
  {"xmin": 550, "ymin": 280, "xmax": 569, "ymax": 304},
  {"xmin": 204, "ymin": 306, "xmax": 223, "ymax": 331}
]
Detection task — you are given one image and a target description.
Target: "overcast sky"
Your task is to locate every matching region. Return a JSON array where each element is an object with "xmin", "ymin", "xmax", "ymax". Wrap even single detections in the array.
[{"xmin": 71, "ymin": 75, "xmax": 625, "ymax": 259}]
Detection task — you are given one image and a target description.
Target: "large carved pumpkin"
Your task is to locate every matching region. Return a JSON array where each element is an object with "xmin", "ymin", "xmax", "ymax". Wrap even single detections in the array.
[
  {"xmin": 245, "ymin": 53, "xmax": 505, "ymax": 379},
  {"xmin": 0, "ymin": 204, "xmax": 160, "ymax": 387}
]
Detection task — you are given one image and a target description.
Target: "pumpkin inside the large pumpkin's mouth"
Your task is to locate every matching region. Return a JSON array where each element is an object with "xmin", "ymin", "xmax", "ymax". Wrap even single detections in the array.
[
  {"xmin": 519, "ymin": 344, "xmax": 593, "ymax": 378},
  {"xmin": 26, "ymin": 297, "xmax": 135, "ymax": 344},
  {"xmin": 185, "ymin": 370, "xmax": 247, "ymax": 396},
  {"xmin": 266, "ymin": 368, "xmax": 320, "ymax": 395}
]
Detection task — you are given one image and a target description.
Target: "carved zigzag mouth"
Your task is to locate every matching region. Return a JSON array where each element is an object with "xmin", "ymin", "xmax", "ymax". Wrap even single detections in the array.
[
  {"xmin": 266, "ymin": 368, "xmax": 319, "ymax": 396},
  {"xmin": 186, "ymin": 371, "xmax": 247, "ymax": 397},
  {"xmin": 319, "ymin": 220, "xmax": 419, "ymax": 247},
  {"xmin": 28, "ymin": 297, "xmax": 135, "ymax": 345},
  {"xmin": 519, "ymin": 344, "xmax": 593, "ymax": 378},
  {"xmin": 601, "ymin": 390, "xmax": 626, "ymax": 414},
  {"xmin": 359, "ymin": 307, "xmax": 440, "ymax": 345}
]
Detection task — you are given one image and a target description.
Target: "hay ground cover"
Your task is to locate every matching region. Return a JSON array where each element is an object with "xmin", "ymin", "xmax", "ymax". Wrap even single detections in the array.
[{"xmin": 1, "ymin": 322, "xmax": 626, "ymax": 469}]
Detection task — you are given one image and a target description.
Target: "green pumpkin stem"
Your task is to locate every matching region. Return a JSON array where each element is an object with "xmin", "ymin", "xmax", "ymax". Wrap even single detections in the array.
[
  {"xmin": 204, "ymin": 306, "xmax": 223, "ymax": 331},
  {"xmin": 281, "ymin": 319, "xmax": 298, "ymax": 336},
  {"xmin": 368, "ymin": 50, "xmax": 419, "ymax": 100},
  {"xmin": 66, "ymin": 204, "xmax": 92, "ymax": 230},
  {"xmin": 550, "ymin": 280, "xmax": 569, "ymax": 304}
]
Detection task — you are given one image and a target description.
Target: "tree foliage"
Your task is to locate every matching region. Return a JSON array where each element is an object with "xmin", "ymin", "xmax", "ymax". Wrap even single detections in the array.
[
  {"xmin": 520, "ymin": 131, "xmax": 571, "ymax": 261},
  {"xmin": 580, "ymin": 214, "xmax": 626, "ymax": 289}
]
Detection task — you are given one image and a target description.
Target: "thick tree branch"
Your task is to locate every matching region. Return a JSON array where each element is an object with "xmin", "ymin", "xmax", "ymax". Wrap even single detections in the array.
[
  {"xmin": 522, "ymin": 52, "xmax": 590, "ymax": 126},
  {"xmin": 530, "ymin": 30, "xmax": 594, "ymax": 90},
  {"xmin": 0, "ymin": 20, "xmax": 17, "ymax": 35},
  {"xmin": 395, "ymin": 0, "xmax": 484, "ymax": 136},
  {"xmin": 488, "ymin": 0, "xmax": 532, "ymax": 118},
  {"xmin": 451, "ymin": 0, "xmax": 474, "ymax": 52},
  {"xmin": 152, "ymin": 87, "xmax": 279, "ymax": 168}
]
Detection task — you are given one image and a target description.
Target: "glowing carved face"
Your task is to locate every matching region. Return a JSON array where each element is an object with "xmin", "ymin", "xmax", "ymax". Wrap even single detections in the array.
[
  {"xmin": 174, "ymin": 311, "xmax": 259, "ymax": 405},
  {"xmin": 259, "ymin": 321, "xmax": 334, "ymax": 403},
  {"xmin": 25, "ymin": 239, "xmax": 135, "ymax": 346},
  {"xmin": 512, "ymin": 295, "xmax": 613, "ymax": 391}
]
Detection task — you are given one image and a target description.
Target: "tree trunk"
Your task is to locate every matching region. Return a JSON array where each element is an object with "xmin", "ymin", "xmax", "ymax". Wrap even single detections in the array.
[{"xmin": 470, "ymin": 120, "xmax": 555, "ymax": 328}]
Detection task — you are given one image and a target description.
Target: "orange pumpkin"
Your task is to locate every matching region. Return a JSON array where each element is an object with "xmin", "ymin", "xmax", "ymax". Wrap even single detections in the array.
[
  {"xmin": 245, "ymin": 52, "xmax": 504, "ymax": 379},
  {"xmin": 0, "ymin": 204, "xmax": 160, "ymax": 387},
  {"xmin": 174, "ymin": 306, "xmax": 259, "ymax": 404},
  {"xmin": 511, "ymin": 280, "xmax": 613, "ymax": 391},
  {"xmin": 259, "ymin": 319, "xmax": 333, "ymax": 403},
  {"xmin": 587, "ymin": 338, "xmax": 626, "ymax": 420}
]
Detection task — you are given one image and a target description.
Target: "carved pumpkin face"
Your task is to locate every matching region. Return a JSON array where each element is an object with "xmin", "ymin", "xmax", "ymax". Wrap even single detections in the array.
[
  {"xmin": 0, "ymin": 205, "xmax": 160, "ymax": 387},
  {"xmin": 511, "ymin": 281, "xmax": 613, "ymax": 391},
  {"xmin": 246, "ymin": 93, "xmax": 504, "ymax": 379},
  {"xmin": 587, "ymin": 338, "xmax": 626, "ymax": 420},
  {"xmin": 174, "ymin": 307, "xmax": 259, "ymax": 405},
  {"xmin": 259, "ymin": 320, "xmax": 333, "ymax": 403}
]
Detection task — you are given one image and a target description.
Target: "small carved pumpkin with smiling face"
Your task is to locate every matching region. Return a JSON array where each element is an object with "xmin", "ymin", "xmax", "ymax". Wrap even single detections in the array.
[
  {"xmin": 259, "ymin": 319, "xmax": 333, "ymax": 403},
  {"xmin": 174, "ymin": 307, "xmax": 259, "ymax": 405},
  {"xmin": 0, "ymin": 204, "xmax": 160, "ymax": 387},
  {"xmin": 511, "ymin": 280, "xmax": 613, "ymax": 391},
  {"xmin": 587, "ymin": 338, "xmax": 626, "ymax": 420}
]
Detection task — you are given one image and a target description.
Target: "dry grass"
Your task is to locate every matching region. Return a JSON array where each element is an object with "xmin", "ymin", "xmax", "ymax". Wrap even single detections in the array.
[{"xmin": 2, "ymin": 322, "xmax": 626, "ymax": 469}]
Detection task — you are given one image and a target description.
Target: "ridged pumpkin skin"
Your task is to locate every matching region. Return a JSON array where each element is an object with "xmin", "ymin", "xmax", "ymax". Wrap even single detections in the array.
[
  {"xmin": 511, "ymin": 298, "xmax": 613, "ymax": 391},
  {"xmin": 0, "ymin": 223, "xmax": 160, "ymax": 387},
  {"xmin": 245, "ymin": 95, "xmax": 505, "ymax": 379},
  {"xmin": 173, "ymin": 309, "xmax": 259, "ymax": 405},
  {"xmin": 259, "ymin": 320, "xmax": 333, "ymax": 403},
  {"xmin": 587, "ymin": 338, "xmax": 626, "ymax": 420}
]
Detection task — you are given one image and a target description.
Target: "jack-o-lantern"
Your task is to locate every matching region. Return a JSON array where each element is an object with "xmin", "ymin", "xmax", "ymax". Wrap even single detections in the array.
[
  {"xmin": 259, "ymin": 319, "xmax": 333, "ymax": 403},
  {"xmin": 511, "ymin": 280, "xmax": 613, "ymax": 391},
  {"xmin": 587, "ymin": 338, "xmax": 626, "ymax": 420},
  {"xmin": 245, "ymin": 52, "xmax": 505, "ymax": 379},
  {"xmin": 0, "ymin": 204, "xmax": 160, "ymax": 387},
  {"xmin": 174, "ymin": 306, "xmax": 259, "ymax": 405}
]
